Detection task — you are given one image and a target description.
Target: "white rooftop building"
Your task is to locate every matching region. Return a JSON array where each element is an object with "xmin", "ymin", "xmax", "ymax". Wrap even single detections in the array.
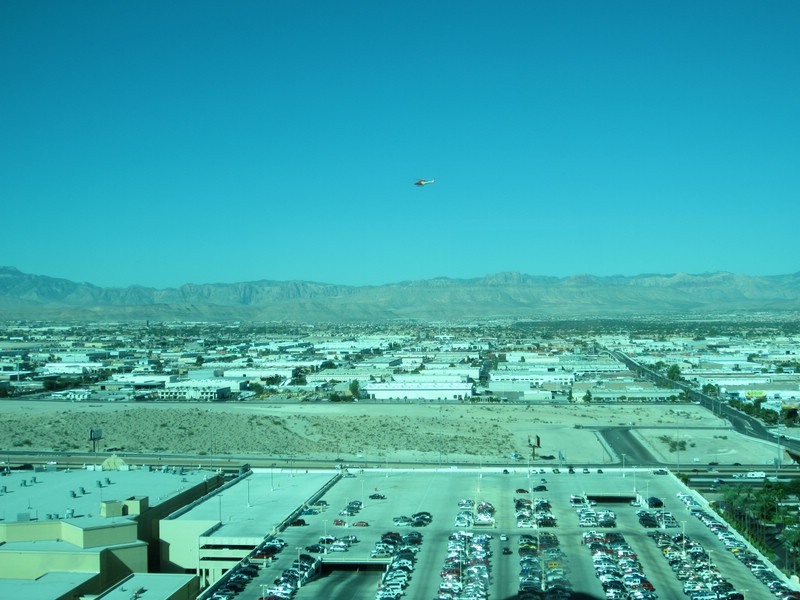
[{"xmin": 364, "ymin": 381, "xmax": 474, "ymax": 401}]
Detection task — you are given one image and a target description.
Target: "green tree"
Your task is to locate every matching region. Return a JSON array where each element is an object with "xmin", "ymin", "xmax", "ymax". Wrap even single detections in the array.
[
  {"xmin": 583, "ymin": 390, "xmax": 593, "ymax": 403},
  {"xmin": 666, "ymin": 364, "xmax": 682, "ymax": 382},
  {"xmin": 349, "ymin": 380, "xmax": 361, "ymax": 400}
]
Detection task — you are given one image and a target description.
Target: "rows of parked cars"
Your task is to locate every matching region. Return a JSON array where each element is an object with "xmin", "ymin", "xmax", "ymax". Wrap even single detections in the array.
[
  {"xmin": 687, "ymin": 499, "xmax": 798, "ymax": 599},
  {"xmin": 516, "ymin": 496, "xmax": 557, "ymax": 528},
  {"xmin": 374, "ymin": 531, "xmax": 422, "ymax": 600},
  {"xmin": 393, "ymin": 510, "xmax": 432, "ymax": 527},
  {"xmin": 252, "ymin": 549, "xmax": 320, "ymax": 600},
  {"xmin": 210, "ymin": 561, "xmax": 261, "ymax": 600},
  {"xmin": 647, "ymin": 530, "xmax": 742, "ymax": 600},
  {"xmin": 455, "ymin": 499, "xmax": 493, "ymax": 528},
  {"xmin": 518, "ymin": 531, "xmax": 570, "ymax": 598},
  {"xmin": 571, "ymin": 494, "xmax": 617, "ymax": 528},
  {"xmin": 436, "ymin": 530, "xmax": 492, "ymax": 599},
  {"xmin": 636, "ymin": 508, "xmax": 678, "ymax": 529},
  {"xmin": 370, "ymin": 530, "xmax": 423, "ymax": 558},
  {"xmin": 584, "ymin": 530, "xmax": 656, "ymax": 600}
]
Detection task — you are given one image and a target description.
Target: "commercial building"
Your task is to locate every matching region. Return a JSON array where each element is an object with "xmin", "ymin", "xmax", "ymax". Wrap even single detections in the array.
[
  {"xmin": 364, "ymin": 381, "xmax": 474, "ymax": 401},
  {"xmin": 0, "ymin": 458, "xmax": 223, "ymax": 599}
]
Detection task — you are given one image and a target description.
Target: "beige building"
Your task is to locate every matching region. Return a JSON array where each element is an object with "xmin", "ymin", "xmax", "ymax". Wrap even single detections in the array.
[
  {"xmin": 0, "ymin": 458, "xmax": 224, "ymax": 599},
  {"xmin": 161, "ymin": 470, "xmax": 335, "ymax": 587}
]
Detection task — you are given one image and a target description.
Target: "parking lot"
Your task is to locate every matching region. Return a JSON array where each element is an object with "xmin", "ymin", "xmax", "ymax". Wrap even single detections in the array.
[{"xmin": 223, "ymin": 466, "xmax": 795, "ymax": 600}]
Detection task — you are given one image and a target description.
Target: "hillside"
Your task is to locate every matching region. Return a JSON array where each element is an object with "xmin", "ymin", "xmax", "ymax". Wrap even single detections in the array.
[{"xmin": 1, "ymin": 266, "xmax": 799, "ymax": 322}]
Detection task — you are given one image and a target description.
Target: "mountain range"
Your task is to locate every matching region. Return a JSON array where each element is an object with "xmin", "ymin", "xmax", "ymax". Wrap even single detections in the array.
[{"xmin": 1, "ymin": 266, "xmax": 799, "ymax": 322}]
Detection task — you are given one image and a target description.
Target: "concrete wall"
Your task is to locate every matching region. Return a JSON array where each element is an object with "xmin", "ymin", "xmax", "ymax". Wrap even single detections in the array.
[
  {"xmin": 0, "ymin": 520, "xmax": 62, "ymax": 543},
  {"xmin": 63, "ymin": 520, "xmax": 138, "ymax": 549},
  {"xmin": 100, "ymin": 544, "xmax": 149, "ymax": 589},
  {"xmin": 0, "ymin": 548, "xmax": 100, "ymax": 579},
  {"xmin": 159, "ymin": 519, "xmax": 218, "ymax": 572}
]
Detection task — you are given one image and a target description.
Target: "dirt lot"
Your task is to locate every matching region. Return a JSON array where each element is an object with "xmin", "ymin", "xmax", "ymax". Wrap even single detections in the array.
[{"xmin": 0, "ymin": 399, "xmax": 783, "ymax": 466}]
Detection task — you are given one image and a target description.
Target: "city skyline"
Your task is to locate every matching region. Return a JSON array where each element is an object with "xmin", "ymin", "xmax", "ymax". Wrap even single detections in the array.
[{"xmin": 3, "ymin": 1, "xmax": 799, "ymax": 288}]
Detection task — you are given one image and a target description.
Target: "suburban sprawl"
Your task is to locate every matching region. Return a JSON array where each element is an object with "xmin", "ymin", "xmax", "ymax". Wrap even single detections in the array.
[{"xmin": 3, "ymin": 319, "xmax": 800, "ymax": 600}]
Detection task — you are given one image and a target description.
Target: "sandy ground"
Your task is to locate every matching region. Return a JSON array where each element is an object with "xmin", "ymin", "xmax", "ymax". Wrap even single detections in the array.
[{"xmin": 0, "ymin": 399, "xmax": 784, "ymax": 467}]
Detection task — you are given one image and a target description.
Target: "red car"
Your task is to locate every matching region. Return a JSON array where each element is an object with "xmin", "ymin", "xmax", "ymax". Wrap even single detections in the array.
[
  {"xmin": 352, "ymin": 521, "xmax": 369, "ymax": 527},
  {"xmin": 516, "ymin": 488, "xmax": 528, "ymax": 494},
  {"xmin": 289, "ymin": 518, "xmax": 306, "ymax": 526},
  {"xmin": 333, "ymin": 519, "xmax": 346, "ymax": 526}
]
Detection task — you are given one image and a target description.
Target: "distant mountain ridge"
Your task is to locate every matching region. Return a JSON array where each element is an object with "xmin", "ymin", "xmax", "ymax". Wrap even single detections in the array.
[{"xmin": 1, "ymin": 266, "xmax": 799, "ymax": 322}]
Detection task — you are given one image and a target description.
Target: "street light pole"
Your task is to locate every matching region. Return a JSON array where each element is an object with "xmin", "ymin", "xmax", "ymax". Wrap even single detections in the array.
[
  {"xmin": 681, "ymin": 520, "xmax": 687, "ymax": 558},
  {"xmin": 621, "ymin": 453, "xmax": 626, "ymax": 478}
]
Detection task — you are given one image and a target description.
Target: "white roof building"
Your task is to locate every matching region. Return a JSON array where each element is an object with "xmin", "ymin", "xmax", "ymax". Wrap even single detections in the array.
[{"xmin": 364, "ymin": 381, "xmax": 474, "ymax": 401}]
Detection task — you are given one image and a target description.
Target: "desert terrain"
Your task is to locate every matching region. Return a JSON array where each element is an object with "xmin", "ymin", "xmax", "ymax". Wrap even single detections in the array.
[{"xmin": 0, "ymin": 399, "xmax": 784, "ymax": 468}]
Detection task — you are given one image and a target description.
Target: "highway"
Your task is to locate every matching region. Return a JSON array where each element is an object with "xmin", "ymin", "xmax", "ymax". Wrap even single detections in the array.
[{"xmin": 606, "ymin": 347, "xmax": 800, "ymax": 460}]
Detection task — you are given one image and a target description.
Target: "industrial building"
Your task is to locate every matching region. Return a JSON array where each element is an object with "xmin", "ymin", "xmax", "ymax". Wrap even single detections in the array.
[{"xmin": 0, "ymin": 457, "xmax": 224, "ymax": 600}]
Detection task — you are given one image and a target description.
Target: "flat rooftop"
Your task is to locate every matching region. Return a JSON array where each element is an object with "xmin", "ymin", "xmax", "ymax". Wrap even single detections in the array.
[
  {"xmin": 0, "ymin": 571, "xmax": 96, "ymax": 600},
  {"xmin": 0, "ymin": 463, "xmax": 217, "ymax": 523},
  {"xmin": 96, "ymin": 573, "xmax": 196, "ymax": 599},
  {"xmin": 171, "ymin": 469, "xmax": 335, "ymax": 538}
]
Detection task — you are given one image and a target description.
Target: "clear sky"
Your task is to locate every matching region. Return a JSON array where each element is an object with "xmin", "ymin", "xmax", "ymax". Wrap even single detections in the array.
[{"xmin": 2, "ymin": 1, "xmax": 799, "ymax": 288}]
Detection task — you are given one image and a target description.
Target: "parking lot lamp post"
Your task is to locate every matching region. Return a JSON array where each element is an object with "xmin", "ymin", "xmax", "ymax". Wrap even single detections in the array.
[
  {"xmin": 681, "ymin": 521, "xmax": 687, "ymax": 558},
  {"xmin": 621, "ymin": 453, "xmax": 626, "ymax": 478},
  {"xmin": 296, "ymin": 547, "xmax": 303, "ymax": 587},
  {"xmin": 537, "ymin": 525, "xmax": 544, "ymax": 592},
  {"xmin": 246, "ymin": 479, "xmax": 251, "ymax": 508},
  {"xmin": 270, "ymin": 463, "xmax": 275, "ymax": 492},
  {"xmin": 527, "ymin": 458, "xmax": 531, "ymax": 490}
]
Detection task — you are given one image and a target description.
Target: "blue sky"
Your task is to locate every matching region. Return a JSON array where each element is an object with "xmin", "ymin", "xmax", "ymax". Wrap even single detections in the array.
[{"xmin": 2, "ymin": 1, "xmax": 799, "ymax": 288}]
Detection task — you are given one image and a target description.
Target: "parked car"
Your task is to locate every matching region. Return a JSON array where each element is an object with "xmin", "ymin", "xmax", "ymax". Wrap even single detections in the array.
[{"xmin": 353, "ymin": 521, "xmax": 369, "ymax": 527}]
